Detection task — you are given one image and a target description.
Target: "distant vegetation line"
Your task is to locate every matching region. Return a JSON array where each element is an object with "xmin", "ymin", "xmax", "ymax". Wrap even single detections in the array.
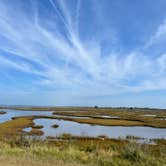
[{"xmin": 0, "ymin": 105, "xmax": 165, "ymax": 111}]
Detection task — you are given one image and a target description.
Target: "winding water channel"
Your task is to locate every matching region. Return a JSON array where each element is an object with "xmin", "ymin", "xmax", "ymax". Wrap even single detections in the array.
[{"xmin": 1, "ymin": 109, "xmax": 166, "ymax": 139}]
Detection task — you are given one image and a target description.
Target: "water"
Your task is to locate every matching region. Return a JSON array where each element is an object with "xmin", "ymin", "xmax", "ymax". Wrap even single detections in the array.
[
  {"xmin": 100, "ymin": 115, "xmax": 120, "ymax": 119},
  {"xmin": 156, "ymin": 118, "xmax": 166, "ymax": 120},
  {"xmin": 54, "ymin": 115, "xmax": 90, "ymax": 119},
  {"xmin": 142, "ymin": 114, "xmax": 156, "ymax": 117},
  {"xmin": 34, "ymin": 118, "xmax": 166, "ymax": 139},
  {"xmin": 0, "ymin": 109, "xmax": 53, "ymax": 123},
  {"xmin": 24, "ymin": 127, "xmax": 32, "ymax": 132},
  {"xmin": 1, "ymin": 109, "xmax": 166, "ymax": 139}
]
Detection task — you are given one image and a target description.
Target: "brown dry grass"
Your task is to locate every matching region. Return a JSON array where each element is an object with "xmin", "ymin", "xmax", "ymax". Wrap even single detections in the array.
[
  {"xmin": 0, "ymin": 136, "xmax": 165, "ymax": 166},
  {"xmin": 53, "ymin": 109, "xmax": 166, "ymax": 128},
  {"xmin": 0, "ymin": 117, "xmax": 34, "ymax": 136}
]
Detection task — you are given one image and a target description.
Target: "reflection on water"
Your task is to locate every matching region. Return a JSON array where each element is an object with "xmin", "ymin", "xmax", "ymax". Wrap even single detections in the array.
[
  {"xmin": 156, "ymin": 117, "xmax": 166, "ymax": 120},
  {"xmin": 142, "ymin": 114, "xmax": 156, "ymax": 117},
  {"xmin": 0, "ymin": 109, "xmax": 53, "ymax": 123},
  {"xmin": 34, "ymin": 118, "xmax": 166, "ymax": 139},
  {"xmin": 100, "ymin": 115, "xmax": 119, "ymax": 119},
  {"xmin": 1, "ymin": 109, "xmax": 166, "ymax": 139},
  {"xmin": 54, "ymin": 115, "xmax": 90, "ymax": 119},
  {"xmin": 24, "ymin": 127, "xmax": 32, "ymax": 132}
]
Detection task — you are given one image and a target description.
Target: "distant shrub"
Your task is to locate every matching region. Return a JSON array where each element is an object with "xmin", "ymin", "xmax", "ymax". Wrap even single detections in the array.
[
  {"xmin": 51, "ymin": 124, "xmax": 59, "ymax": 128},
  {"xmin": 32, "ymin": 125, "xmax": 43, "ymax": 129},
  {"xmin": 60, "ymin": 133, "xmax": 72, "ymax": 139}
]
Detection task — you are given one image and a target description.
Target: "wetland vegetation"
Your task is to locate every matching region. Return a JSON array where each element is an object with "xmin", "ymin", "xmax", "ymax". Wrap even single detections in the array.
[
  {"xmin": 0, "ymin": 106, "xmax": 165, "ymax": 166},
  {"xmin": 0, "ymin": 135, "xmax": 165, "ymax": 166},
  {"xmin": 0, "ymin": 111, "xmax": 6, "ymax": 115}
]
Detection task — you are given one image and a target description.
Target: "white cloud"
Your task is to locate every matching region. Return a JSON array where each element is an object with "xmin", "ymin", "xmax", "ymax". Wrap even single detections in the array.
[
  {"xmin": 145, "ymin": 19, "xmax": 166, "ymax": 47},
  {"xmin": 0, "ymin": 0, "xmax": 166, "ymax": 96}
]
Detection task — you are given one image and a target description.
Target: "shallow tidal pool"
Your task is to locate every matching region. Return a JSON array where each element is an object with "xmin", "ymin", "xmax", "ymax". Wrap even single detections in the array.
[
  {"xmin": 33, "ymin": 118, "xmax": 166, "ymax": 139},
  {"xmin": 1, "ymin": 109, "xmax": 166, "ymax": 139},
  {"xmin": 0, "ymin": 109, "xmax": 53, "ymax": 123}
]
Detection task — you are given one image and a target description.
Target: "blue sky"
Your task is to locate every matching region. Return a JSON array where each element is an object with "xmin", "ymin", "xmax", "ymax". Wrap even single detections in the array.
[{"xmin": 0, "ymin": 0, "xmax": 166, "ymax": 108}]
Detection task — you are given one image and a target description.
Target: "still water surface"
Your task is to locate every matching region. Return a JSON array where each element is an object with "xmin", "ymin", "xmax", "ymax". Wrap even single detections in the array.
[
  {"xmin": 0, "ymin": 109, "xmax": 53, "ymax": 123},
  {"xmin": 1, "ymin": 110, "xmax": 166, "ymax": 139},
  {"xmin": 33, "ymin": 118, "xmax": 166, "ymax": 139}
]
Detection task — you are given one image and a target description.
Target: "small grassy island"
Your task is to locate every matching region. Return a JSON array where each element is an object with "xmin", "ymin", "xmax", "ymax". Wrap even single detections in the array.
[{"xmin": 0, "ymin": 111, "xmax": 6, "ymax": 115}]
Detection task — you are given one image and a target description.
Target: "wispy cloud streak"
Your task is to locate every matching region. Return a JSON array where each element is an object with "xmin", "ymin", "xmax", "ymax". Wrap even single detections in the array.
[{"xmin": 0, "ymin": 0, "xmax": 166, "ymax": 96}]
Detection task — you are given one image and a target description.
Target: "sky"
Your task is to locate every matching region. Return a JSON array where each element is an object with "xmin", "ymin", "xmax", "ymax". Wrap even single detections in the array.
[{"xmin": 0, "ymin": 0, "xmax": 166, "ymax": 108}]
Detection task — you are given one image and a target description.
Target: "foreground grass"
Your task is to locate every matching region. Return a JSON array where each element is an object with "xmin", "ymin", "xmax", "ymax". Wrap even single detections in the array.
[{"xmin": 0, "ymin": 136, "xmax": 165, "ymax": 166}]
